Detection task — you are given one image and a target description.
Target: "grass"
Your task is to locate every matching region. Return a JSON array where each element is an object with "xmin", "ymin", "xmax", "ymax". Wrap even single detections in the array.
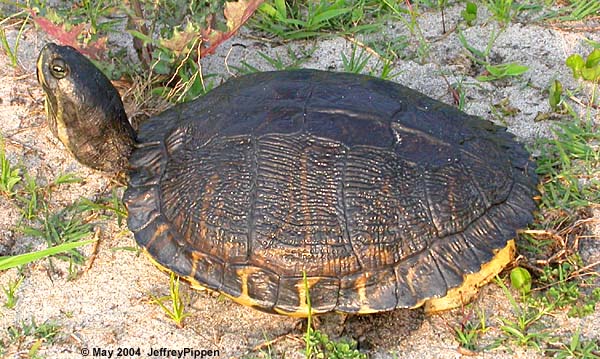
[
  {"xmin": 78, "ymin": 187, "xmax": 128, "ymax": 226},
  {"xmin": 0, "ymin": 11, "xmax": 29, "ymax": 68},
  {"xmin": 548, "ymin": 328, "xmax": 600, "ymax": 359},
  {"xmin": 457, "ymin": 27, "xmax": 531, "ymax": 84},
  {"xmin": 485, "ymin": 0, "xmax": 524, "ymax": 25},
  {"xmin": 493, "ymin": 59, "xmax": 600, "ymax": 354},
  {"xmin": 341, "ymin": 45, "xmax": 372, "ymax": 74},
  {"xmin": 496, "ymin": 276, "xmax": 554, "ymax": 351},
  {"xmin": 0, "ymin": 144, "xmax": 98, "ymax": 274},
  {"xmin": 541, "ymin": 0, "xmax": 600, "ymax": 21},
  {"xmin": 6, "ymin": 317, "xmax": 61, "ymax": 343},
  {"xmin": 1, "ymin": 317, "xmax": 62, "ymax": 357},
  {"xmin": 20, "ymin": 203, "xmax": 95, "ymax": 277},
  {"xmin": 2, "ymin": 274, "xmax": 23, "ymax": 309},
  {"xmin": 233, "ymin": 46, "xmax": 316, "ymax": 74},
  {"xmin": 0, "ymin": 139, "xmax": 22, "ymax": 197},
  {"xmin": 534, "ymin": 118, "xmax": 600, "ymax": 210},
  {"xmin": 536, "ymin": 257, "xmax": 600, "ymax": 318},
  {"xmin": 149, "ymin": 272, "xmax": 191, "ymax": 328},
  {"xmin": 252, "ymin": 0, "xmax": 382, "ymax": 40},
  {"xmin": 382, "ymin": 0, "xmax": 431, "ymax": 63},
  {"xmin": 16, "ymin": 172, "xmax": 41, "ymax": 220},
  {"xmin": 451, "ymin": 308, "xmax": 489, "ymax": 351},
  {"xmin": 457, "ymin": 27, "xmax": 502, "ymax": 65},
  {"xmin": 0, "ymin": 143, "xmax": 101, "ymax": 276},
  {"xmin": 303, "ymin": 272, "xmax": 314, "ymax": 358}
]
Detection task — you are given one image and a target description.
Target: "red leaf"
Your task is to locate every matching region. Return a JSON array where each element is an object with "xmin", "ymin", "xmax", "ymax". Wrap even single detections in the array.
[{"xmin": 30, "ymin": 10, "xmax": 106, "ymax": 59}]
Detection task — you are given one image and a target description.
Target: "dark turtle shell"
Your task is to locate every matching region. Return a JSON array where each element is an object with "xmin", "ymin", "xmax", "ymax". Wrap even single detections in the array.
[{"xmin": 123, "ymin": 69, "xmax": 537, "ymax": 315}]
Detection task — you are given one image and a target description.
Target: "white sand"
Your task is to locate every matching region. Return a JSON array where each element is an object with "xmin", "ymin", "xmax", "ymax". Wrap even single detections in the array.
[{"xmin": 1, "ymin": 4, "xmax": 599, "ymax": 358}]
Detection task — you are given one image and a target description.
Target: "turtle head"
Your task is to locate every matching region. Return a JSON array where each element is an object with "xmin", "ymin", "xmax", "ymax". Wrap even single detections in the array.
[{"xmin": 37, "ymin": 43, "xmax": 136, "ymax": 172}]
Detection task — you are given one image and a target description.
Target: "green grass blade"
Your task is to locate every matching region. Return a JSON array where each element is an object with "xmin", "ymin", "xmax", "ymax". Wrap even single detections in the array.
[
  {"xmin": 310, "ymin": 8, "xmax": 352, "ymax": 26},
  {"xmin": 0, "ymin": 240, "xmax": 96, "ymax": 270},
  {"xmin": 274, "ymin": 0, "xmax": 287, "ymax": 18}
]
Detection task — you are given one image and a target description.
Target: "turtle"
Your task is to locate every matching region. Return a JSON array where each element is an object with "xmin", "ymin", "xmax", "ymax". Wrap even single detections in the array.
[{"xmin": 36, "ymin": 43, "xmax": 537, "ymax": 317}]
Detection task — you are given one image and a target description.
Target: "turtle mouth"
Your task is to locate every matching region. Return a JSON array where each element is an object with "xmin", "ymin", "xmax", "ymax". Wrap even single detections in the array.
[
  {"xmin": 36, "ymin": 53, "xmax": 47, "ymax": 88},
  {"xmin": 36, "ymin": 46, "xmax": 53, "ymax": 91}
]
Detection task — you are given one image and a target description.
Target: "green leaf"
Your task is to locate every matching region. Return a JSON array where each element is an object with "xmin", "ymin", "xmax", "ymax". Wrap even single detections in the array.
[
  {"xmin": 485, "ymin": 64, "xmax": 504, "ymax": 76},
  {"xmin": 152, "ymin": 58, "xmax": 173, "ymax": 76},
  {"xmin": 53, "ymin": 173, "xmax": 82, "ymax": 185},
  {"xmin": 566, "ymin": 54, "xmax": 585, "ymax": 78},
  {"xmin": 477, "ymin": 63, "xmax": 528, "ymax": 81},
  {"xmin": 510, "ymin": 267, "xmax": 532, "ymax": 295},
  {"xmin": 503, "ymin": 63, "xmax": 529, "ymax": 76},
  {"xmin": 581, "ymin": 66, "xmax": 600, "ymax": 82},
  {"xmin": 549, "ymin": 79, "xmax": 563, "ymax": 110},
  {"xmin": 258, "ymin": 2, "xmax": 276, "ymax": 17},
  {"xmin": 128, "ymin": 29, "xmax": 154, "ymax": 45},
  {"xmin": 585, "ymin": 48, "xmax": 600, "ymax": 68},
  {"xmin": 457, "ymin": 30, "xmax": 485, "ymax": 60}
]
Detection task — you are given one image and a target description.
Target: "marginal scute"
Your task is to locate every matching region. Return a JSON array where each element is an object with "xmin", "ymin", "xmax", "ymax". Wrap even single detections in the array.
[
  {"xmin": 395, "ymin": 252, "xmax": 446, "ymax": 304},
  {"xmin": 437, "ymin": 234, "xmax": 484, "ymax": 279},
  {"xmin": 305, "ymin": 277, "xmax": 340, "ymax": 313},
  {"xmin": 338, "ymin": 269, "xmax": 398, "ymax": 313},
  {"xmin": 394, "ymin": 267, "xmax": 420, "ymax": 308},
  {"xmin": 456, "ymin": 222, "xmax": 496, "ymax": 267},
  {"xmin": 191, "ymin": 251, "xmax": 224, "ymax": 291},
  {"xmin": 134, "ymin": 219, "xmax": 195, "ymax": 279},
  {"xmin": 221, "ymin": 264, "xmax": 279, "ymax": 310},
  {"xmin": 274, "ymin": 276, "xmax": 311, "ymax": 314},
  {"xmin": 424, "ymin": 240, "xmax": 516, "ymax": 313},
  {"xmin": 428, "ymin": 243, "xmax": 466, "ymax": 290},
  {"xmin": 124, "ymin": 186, "xmax": 161, "ymax": 232}
]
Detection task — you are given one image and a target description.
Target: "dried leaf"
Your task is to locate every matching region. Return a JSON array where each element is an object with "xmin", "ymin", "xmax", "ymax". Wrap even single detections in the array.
[
  {"xmin": 160, "ymin": 26, "xmax": 199, "ymax": 56},
  {"xmin": 200, "ymin": 0, "xmax": 264, "ymax": 57},
  {"xmin": 224, "ymin": 0, "xmax": 249, "ymax": 30}
]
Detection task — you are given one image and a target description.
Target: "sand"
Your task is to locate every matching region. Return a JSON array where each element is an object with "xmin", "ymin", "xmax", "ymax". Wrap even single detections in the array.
[{"xmin": 0, "ymin": 3, "xmax": 599, "ymax": 358}]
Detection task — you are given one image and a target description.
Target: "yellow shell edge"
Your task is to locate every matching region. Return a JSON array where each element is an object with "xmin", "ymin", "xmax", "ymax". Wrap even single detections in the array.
[
  {"xmin": 422, "ymin": 239, "xmax": 516, "ymax": 314},
  {"xmin": 141, "ymin": 239, "xmax": 515, "ymax": 317}
]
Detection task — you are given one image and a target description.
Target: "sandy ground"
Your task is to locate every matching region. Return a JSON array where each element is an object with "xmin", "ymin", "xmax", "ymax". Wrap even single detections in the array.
[{"xmin": 1, "ymin": 3, "xmax": 599, "ymax": 359}]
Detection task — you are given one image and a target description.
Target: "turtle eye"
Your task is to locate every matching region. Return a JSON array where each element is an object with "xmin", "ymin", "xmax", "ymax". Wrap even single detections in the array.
[{"xmin": 49, "ymin": 58, "xmax": 68, "ymax": 79}]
